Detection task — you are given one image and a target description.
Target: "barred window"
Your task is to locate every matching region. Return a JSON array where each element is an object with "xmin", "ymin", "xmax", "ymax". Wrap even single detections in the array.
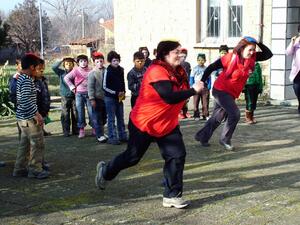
[
  {"xmin": 207, "ymin": 0, "xmax": 220, "ymax": 37},
  {"xmin": 228, "ymin": 0, "xmax": 243, "ymax": 37}
]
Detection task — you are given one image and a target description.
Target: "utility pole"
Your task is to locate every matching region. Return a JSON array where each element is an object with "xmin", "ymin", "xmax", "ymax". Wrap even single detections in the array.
[
  {"xmin": 81, "ymin": 8, "xmax": 85, "ymax": 38},
  {"xmin": 38, "ymin": 0, "xmax": 44, "ymax": 58}
]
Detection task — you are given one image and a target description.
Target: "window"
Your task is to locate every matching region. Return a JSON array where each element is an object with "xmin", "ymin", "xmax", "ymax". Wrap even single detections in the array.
[
  {"xmin": 207, "ymin": 0, "xmax": 220, "ymax": 37},
  {"xmin": 199, "ymin": 0, "xmax": 243, "ymax": 44},
  {"xmin": 228, "ymin": 0, "xmax": 243, "ymax": 37}
]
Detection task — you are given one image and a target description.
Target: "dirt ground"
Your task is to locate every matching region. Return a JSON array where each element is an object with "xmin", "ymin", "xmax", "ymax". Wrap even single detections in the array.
[{"xmin": 1, "ymin": 99, "xmax": 300, "ymax": 225}]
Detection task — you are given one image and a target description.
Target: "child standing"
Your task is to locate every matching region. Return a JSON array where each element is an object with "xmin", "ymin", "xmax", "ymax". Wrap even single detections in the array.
[
  {"xmin": 13, "ymin": 53, "xmax": 49, "ymax": 179},
  {"xmin": 243, "ymin": 62, "xmax": 263, "ymax": 124},
  {"xmin": 64, "ymin": 54, "xmax": 93, "ymax": 138},
  {"xmin": 35, "ymin": 59, "xmax": 51, "ymax": 136},
  {"xmin": 52, "ymin": 57, "xmax": 78, "ymax": 137},
  {"xmin": 103, "ymin": 51, "xmax": 127, "ymax": 145},
  {"xmin": 88, "ymin": 52, "xmax": 108, "ymax": 143},
  {"xmin": 127, "ymin": 51, "xmax": 146, "ymax": 108},
  {"xmin": 178, "ymin": 48, "xmax": 192, "ymax": 119},
  {"xmin": 190, "ymin": 53, "xmax": 211, "ymax": 120},
  {"xmin": 139, "ymin": 46, "xmax": 152, "ymax": 68}
]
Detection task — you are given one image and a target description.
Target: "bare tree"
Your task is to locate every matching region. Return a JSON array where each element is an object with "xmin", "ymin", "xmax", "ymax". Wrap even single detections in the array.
[
  {"xmin": 42, "ymin": 0, "xmax": 113, "ymax": 46},
  {"xmin": 6, "ymin": 0, "xmax": 51, "ymax": 52}
]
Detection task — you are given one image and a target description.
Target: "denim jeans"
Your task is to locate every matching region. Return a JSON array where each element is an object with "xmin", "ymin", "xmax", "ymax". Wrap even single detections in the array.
[
  {"xmin": 75, "ymin": 92, "xmax": 93, "ymax": 129},
  {"xmin": 92, "ymin": 98, "xmax": 106, "ymax": 137},
  {"xmin": 104, "ymin": 96, "xmax": 127, "ymax": 140}
]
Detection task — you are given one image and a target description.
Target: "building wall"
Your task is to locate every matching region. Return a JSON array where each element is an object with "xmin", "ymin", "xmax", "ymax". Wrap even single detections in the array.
[
  {"xmin": 113, "ymin": 0, "xmax": 286, "ymax": 100},
  {"xmin": 270, "ymin": 0, "xmax": 300, "ymax": 100}
]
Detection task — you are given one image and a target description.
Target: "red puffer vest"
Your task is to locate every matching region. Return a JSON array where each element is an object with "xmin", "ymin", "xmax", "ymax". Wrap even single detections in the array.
[{"xmin": 214, "ymin": 52, "xmax": 256, "ymax": 98}]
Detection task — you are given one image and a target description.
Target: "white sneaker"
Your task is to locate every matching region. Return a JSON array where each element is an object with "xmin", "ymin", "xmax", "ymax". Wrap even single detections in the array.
[
  {"xmin": 97, "ymin": 136, "xmax": 107, "ymax": 143},
  {"xmin": 219, "ymin": 141, "xmax": 234, "ymax": 151},
  {"xmin": 163, "ymin": 196, "xmax": 189, "ymax": 209},
  {"xmin": 95, "ymin": 161, "xmax": 107, "ymax": 190}
]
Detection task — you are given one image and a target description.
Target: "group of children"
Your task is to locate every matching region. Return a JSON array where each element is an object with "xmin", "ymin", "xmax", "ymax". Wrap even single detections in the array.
[{"xmin": 7, "ymin": 42, "xmax": 264, "ymax": 179}]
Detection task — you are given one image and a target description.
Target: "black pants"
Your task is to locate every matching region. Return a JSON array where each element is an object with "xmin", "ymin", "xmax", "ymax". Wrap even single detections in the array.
[
  {"xmin": 130, "ymin": 95, "xmax": 138, "ymax": 108},
  {"xmin": 293, "ymin": 74, "xmax": 300, "ymax": 113},
  {"xmin": 103, "ymin": 120, "xmax": 186, "ymax": 198},
  {"xmin": 244, "ymin": 85, "xmax": 260, "ymax": 111},
  {"xmin": 61, "ymin": 96, "xmax": 78, "ymax": 134}
]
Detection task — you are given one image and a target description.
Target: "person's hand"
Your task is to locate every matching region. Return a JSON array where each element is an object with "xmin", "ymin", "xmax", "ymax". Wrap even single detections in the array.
[
  {"xmin": 193, "ymin": 81, "xmax": 204, "ymax": 94},
  {"xmin": 34, "ymin": 112, "xmax": 44, "ymax": 126},
  {"xmin": 90, "ymin": 99, "xmax": 96, "ymax": 109},
  {"xmin": 71, "ymin": 88, "xmax": 76, "ymax": 93},
  {"xmin": 118, "ymin": 91, "xmax": 125, "ymax": 96}
]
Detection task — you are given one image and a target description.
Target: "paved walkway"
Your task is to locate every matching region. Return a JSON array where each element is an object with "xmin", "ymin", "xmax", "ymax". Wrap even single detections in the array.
[{"xmin": 1, "ymin": 99, "xmax": 300, "ymax": 225}]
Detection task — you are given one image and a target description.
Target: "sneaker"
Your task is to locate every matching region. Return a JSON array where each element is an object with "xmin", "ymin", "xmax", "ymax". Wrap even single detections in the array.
[
  {"xmin": 92, "ymin": 128, "xmax": 96, "ymax": 136},
  {"xmin": 185, "ymin": 112, "xmax": 192, "ymax": 118},
  {"xmin": 219, "ymin": 141, "xmax": 234, "ymax": 151},
  {"xmin": 95, "ymin": 161, "xmax": 107, "ymax": 190},
  {"xmin": 163, "ymin": 196, "xmax": 189, "ymax": 209},
  {"xmin": 178, "ymin": 113, "xmax": 186, "ymax": 119},
  {"xmin": 42, "ymin": 161, "xmax": 50, "ymax": 171},
  {"xmin": 107, "ymin": 139, "xmax": 121, "ymax": 145},
  {"xmin": 43, "ymin": 130, "xmax": 52, "ymax": 136},
  {"xmin": 63, "ymin": 132, "xmax": 70, "ymax": 137},
  {"xmin": 28, "ymin": 169, "xmax": 49, "ymax": 179},
  {"xmin": 119, "ymin": 137, "xmax": 128, "ymax": 143},
  {"xmin": 97, "ymin": 135, "xmax": 108, "ymax": 143},
  {"xmin": 200, "ymin": 141, "xmax": 210, "ymax": 147},
  {"xmin": 78, "ymin": 128, "xmax": 85, "ymax": 138},
  {"xmin": 13, "ymin": 168, "xmax": 28, "ymax": 177}
]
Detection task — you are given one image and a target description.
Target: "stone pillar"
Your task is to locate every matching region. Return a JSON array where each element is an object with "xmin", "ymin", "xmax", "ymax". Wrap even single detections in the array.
[{"xmin": 270, "ymin": 0, "xmax": 300, "ymax": 100}]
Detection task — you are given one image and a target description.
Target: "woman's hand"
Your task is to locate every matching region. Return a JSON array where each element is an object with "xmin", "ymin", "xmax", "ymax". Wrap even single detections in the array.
[{"xmin": 193, "ymin": 81, "xmax": 204, "ymax": 94}]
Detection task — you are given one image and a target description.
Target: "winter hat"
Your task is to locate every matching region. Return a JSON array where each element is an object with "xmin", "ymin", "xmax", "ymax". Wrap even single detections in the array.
[
  {"xmin": 76, "ymin": 54, "xmax": 88, "ymax": 63},
  {"xmin": 197, "ymin": 53, "xmax": 206, "ymax": 60},
  {"xmin": 92, "ymin": 51, "xmax": 104, "ymax": 61},
  {"xmin": 180, "ymin": 48, "xmax": 188, "ymax": 54},
  {"xmin": 156, "ymin": 40, "xmax": 181, "ymax": 61},
  {"xmin": 219, "ymin": 45, "xmax": 229, "ymax": 53}
]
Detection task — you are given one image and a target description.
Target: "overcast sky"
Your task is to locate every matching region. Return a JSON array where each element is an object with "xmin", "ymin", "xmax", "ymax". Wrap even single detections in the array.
[{"xmin": 2, "ymin": 0, "xmax": 24, "ymax": 13}]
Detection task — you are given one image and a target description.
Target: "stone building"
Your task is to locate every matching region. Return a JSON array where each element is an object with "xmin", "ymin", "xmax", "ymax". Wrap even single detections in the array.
[{"xmin": 113, "ymin": 0, "xmax": 300, "ymax": 100}]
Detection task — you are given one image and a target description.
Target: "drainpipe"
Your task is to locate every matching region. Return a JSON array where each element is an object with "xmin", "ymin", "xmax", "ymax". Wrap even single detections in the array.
[{"xmin": 258, "ymin": 0, "xmax": 264, "ymax": 42}]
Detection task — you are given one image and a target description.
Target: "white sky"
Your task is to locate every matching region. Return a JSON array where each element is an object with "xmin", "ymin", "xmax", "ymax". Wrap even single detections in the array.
[{"xmin": 1, "ymin": 0, "xmax": 25, "ymax": 13}]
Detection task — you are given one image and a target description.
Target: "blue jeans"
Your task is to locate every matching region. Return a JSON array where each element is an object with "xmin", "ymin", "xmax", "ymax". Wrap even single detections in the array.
[
  {"xmin": 92, "ymin": 98, "xmax": 106, "ymax": 137},
  {"xmin": 104, "ymin": 96, "xmax": 127, "ymax": 140},
  {"xmin": 76, "ymin": 92, "xmax": 93, "ymax": 129}
]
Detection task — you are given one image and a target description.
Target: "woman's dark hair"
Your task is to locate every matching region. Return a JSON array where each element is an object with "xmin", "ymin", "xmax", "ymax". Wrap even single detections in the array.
[
  {"xmin": 139, "ymin": 46, "xmax": 149, "ymax": 57},
  {"xmin": 21, "ymin": 53, "xmax": 40, "ymax": 69},
  {"xmin": 107, "ymin": 50, "xmax": 121, "ymax": 63},
  {"xmin": 233, "ymin": 38, "xmax": 256, "ymax": 57},
  {"xmin": 156, "ymin": 40, "xmax": 181, "ymax": 61}
]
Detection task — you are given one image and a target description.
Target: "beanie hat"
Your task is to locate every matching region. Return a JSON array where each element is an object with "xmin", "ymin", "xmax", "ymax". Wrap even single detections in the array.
[
  {"xmin": 180, "ymin": 48, "xmax": 188, "ymax": 54},
  {"xmin": 92, "ymin": 51, "xmax": 104, "ymax": 61},
  {"xmin": 76, "ymin": 54, "xmax": 88, "ymax": 63},
  {"xmin": 219, "ymin": 45, "xmax": 229, "ymax": 53},
  {"xmin": 156, "ymin": 40, "xmax": 181, "ymax": 61},
  {"xmin": 63, "ymin": 56, "xmax": 75, "ymax": 62},
  {"xmin": 197, "ymin": 53, "xmax": 206, "ymax": 60}
]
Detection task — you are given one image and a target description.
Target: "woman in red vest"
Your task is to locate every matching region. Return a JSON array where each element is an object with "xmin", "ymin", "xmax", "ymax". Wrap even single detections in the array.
[
  {"xmin": 95, "ymin": 40, "xmax": 204, "ymax": 209},
  {"xmin": 195, "ymin": 36, "xmax": 272, "ymax": 151}
]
